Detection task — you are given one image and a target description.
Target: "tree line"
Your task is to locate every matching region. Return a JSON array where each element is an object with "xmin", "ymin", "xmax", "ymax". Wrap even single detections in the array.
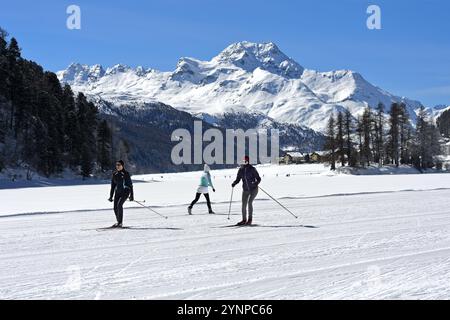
[
  {"xmin": 0, "ymin": 28, "xmax": 121, "ymax": 178},
  {"xmin": 324, "ymin": 103, "xmax": 442, "ymax": 171}
]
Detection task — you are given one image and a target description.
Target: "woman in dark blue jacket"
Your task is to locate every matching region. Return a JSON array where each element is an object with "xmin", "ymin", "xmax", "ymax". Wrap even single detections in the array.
[
  {"xmin": 231, "ymin": 156, "xmax": 261, "ymax": 226},
  {"xmin": 108, "ymin": 160, "xmax": 134, "ymax": 228}
]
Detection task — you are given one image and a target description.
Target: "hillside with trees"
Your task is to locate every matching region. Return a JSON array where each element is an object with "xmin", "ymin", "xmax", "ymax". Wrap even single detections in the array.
[{"xmin": 0, "ymin": 28, "xmax": 118, "ymax": 178}]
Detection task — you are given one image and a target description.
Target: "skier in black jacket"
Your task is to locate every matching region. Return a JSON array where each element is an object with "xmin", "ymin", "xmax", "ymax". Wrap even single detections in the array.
[
  {"xmin": 231, "ymin": 156, "xmax": 261, "ymax": 226},
  {"xmin": 108, "ymin": 160, "xmax": 134, "ymax": 228}
]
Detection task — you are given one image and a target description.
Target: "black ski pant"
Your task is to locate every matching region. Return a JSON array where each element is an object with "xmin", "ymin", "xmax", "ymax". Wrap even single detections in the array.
[
  {"xmin": 242, "ymin": 188, "xmax": 258, "ymax": 221},
  {"xmin": 189, "ymin": 193, "xmax": 212, "ymax": 211},
  {"xmin": 114, "ymin": 190, "xmax": 130, "ymax": 224}
]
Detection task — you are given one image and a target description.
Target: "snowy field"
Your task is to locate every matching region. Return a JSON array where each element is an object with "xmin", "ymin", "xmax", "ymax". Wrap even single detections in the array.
[{"xmin": 1, "ymin": 164, "xmax": 450, "ymax": 299}]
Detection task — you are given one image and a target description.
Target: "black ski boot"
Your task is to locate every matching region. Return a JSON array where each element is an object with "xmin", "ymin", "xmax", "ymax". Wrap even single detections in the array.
[
  {"xmin": 236, "ymin": 220, "xmax": 247, "ymax": 226},
  {"xmin": 188, "ymin": 207, "xmax": 192, "ymax": 215}
]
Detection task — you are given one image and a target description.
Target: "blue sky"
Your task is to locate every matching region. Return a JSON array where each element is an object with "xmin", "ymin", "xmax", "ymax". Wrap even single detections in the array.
[{"xmin": 1, "ymin": 0, "xmax": 449, "ymax": 106}]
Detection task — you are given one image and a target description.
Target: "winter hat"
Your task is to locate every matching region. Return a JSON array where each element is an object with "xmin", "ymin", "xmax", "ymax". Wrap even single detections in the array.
[
  {"xmin": 116, "ymin": 160, "xmax": 125, "ymax": 167},
  {"xmin": 204, "ymin": 164, "xmax": 211, "ymax": 172},
  {"xmin": 243, "ymin": 156, "xmax": 250, "ymax": 163}
]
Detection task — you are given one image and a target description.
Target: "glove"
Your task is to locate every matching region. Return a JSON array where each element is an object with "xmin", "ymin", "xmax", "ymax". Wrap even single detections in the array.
[
  {"xmin": 213, "ymin": 188, "xmax": 216, "ymax": 193},
  {"xmin": 231, "ymin": 183, "xmax": 236, "ymax": 188},
  {"xmin": 129, "ymin": 196, "xmax": 134, "ymax": 202},
  {"xmin": 108, "ymin": 198, "xmax": 113, "ymax": 202}
]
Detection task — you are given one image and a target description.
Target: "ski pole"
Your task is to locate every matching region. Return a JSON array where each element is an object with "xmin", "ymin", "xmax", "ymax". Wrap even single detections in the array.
[
  {"xmin": 258, "ymin": 186, "xmax": 298, "ymax": 219},
  {"xmin": 227, "ymin": 187, "xmax": 234, "ymax": 220},
  {"xmin": 134, "ymin": 200, "xmax": 169, "ymax": 220}
]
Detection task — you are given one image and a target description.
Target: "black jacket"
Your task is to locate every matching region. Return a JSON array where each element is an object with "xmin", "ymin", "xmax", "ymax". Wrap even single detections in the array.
[
  {"xmin": 232, "ymin": 164, "xmax": 261, "ymax": 191},
  {"xmin": 110, "ymin": 170, "xmax": 134, "ymax": 199}
]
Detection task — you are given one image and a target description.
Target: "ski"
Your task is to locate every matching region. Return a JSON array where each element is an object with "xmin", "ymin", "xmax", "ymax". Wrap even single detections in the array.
[
  {"xmin": 216, "ymin": 224, "xmax": 260, "ymax": 228},
  {"xmin": 96, "ymin": 226, "xmax": 131, "ymax": 231}
]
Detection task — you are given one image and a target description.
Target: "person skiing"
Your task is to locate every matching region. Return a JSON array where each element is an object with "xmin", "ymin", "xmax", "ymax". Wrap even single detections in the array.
[
  {"xmin": 108, "ymin": 160, "xmax": 134, "ymax": 228},
  {"xmin": 188, "ymin": 164, "xmax": 216, "ymax": 215},
  {"xmin": 231, "ymin": 156, "xmax": 261, "ymax": 226}
]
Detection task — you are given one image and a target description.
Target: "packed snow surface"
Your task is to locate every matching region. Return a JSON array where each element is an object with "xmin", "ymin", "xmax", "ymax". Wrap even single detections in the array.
[{"xmin": 1, "ymin": 164, "xmax": 450, "ymax": 299}]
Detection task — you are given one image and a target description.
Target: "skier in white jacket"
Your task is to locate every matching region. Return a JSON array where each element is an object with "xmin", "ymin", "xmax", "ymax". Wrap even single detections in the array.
[{"xmin": 188, "ymin": 164, "xmax": 216, "ymax": 215}]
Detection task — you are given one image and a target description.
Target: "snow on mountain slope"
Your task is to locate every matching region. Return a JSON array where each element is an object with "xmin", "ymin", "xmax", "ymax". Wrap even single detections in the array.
[
  {"xmin": 424, "ymin": 105, "xmax": 450, "ymax": 121},
  {"xmin": 57, "ymin": 41, "xmax": 423, "ymax": 132}
]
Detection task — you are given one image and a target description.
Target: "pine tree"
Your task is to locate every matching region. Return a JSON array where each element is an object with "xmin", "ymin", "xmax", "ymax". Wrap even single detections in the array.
[
  {"xmin": 62, "ymin": 85, "xmax": 80, "ymax": 167},
  {"xmin": 387, "ymin": 103, "xmax": 402, "ymax": 167},
  {"xmin": 43, "ymin": 72, "xmax": 65, "ymax": 174},
  {"xmin": 413, "ymin": 107, "xmax": 441, "ymax": 169},
  {"xmin": 6, "ymin": 37, "xmax": 22, "ymax": 132},
  {"xmin": 81, "ymin": 144, "xmax": 94, "ymax": 178},
  {"xmin": 374, "ymin": 103, "xmax": 385, "ymax": 166},
  {"xmin": 356, "ymin": 115, "xmax": 363, "ymax": 166},
  {"xmin": 361, "ymin": 107, "xmax": 373, "ymax": 167},
  {"xmin": 0, "ymin": 28, "xmax": 9, "ymax": 97},
  {"xmin": 437, "ymin": 109, "xmax": 450, "ymax": 137},
  {"xmin": 398, "ymin": 104, "xmax": 411, "ymax": 165},
  {"xmin": 76, "ymin": 93, "xmax": 98, "ymax": 177},
  {"xmin": 428, "ymin": 123, "xmax": 442, "ymax": 168},
  {"xmin": 31, "ymin": 118, "xmax": 51, "ymax": 176},
  {"xmin": 7, "ymin": 37, "xmax": 20, "ymax": 61},
  {"xmin": 344, "ymin": 109, "xmax": 355, "ymax": 166},
  {"xmin": 336, "ymin": 111, "xmax": 345, "ymax": 166},
  {"xmin": 325, "ymin": 114, "xmax": 336, "ymax": 170},
  {"xmin": 97, "ymin": 119, "xmax": 113, "ymax": 172},
  {"xmin": 418, "ymin": 106, "xmax": 428, "ymax": 169}
]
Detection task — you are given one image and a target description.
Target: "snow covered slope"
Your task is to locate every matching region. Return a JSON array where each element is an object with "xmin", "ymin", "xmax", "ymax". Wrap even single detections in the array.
[
  {"xmin": 425, "ymin": 104, "xmax": 450, "ymax": 121},
  {"xmin": 57, "ymin": 41, "xmax": 423, "ymax": 132},
  {"xmin": 2, "ymin": 165, "xmax": 450, "ymax": 299}
]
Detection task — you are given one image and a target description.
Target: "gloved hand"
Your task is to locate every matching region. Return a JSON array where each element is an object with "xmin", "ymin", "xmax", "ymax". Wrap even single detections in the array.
[
  {"xmin": 129, "ymin": 196, "xmax": 134, "ymax": 202},
  {"xmin": 108, "ymin": 198, "xmax": 113, "ymax": 202},
  {"xmin": 213, "ymin": 188, "xmax": 216, "ymax": 193},
  {"xmin": 231, "ymin": 183, "xmax": 236, "ymax": 188}
]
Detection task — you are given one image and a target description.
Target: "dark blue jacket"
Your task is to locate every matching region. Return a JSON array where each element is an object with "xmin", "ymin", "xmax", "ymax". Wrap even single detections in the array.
[
  {"xmin": 232, "ymin": 164, "xmax": 261, "ymax": 191},
  {"xmin": 110, "ymin": 170, "xmax": 134, "ymax": 199}
]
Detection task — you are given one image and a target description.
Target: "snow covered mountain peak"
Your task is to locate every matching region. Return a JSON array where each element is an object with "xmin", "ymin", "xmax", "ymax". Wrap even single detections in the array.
[
  {"xmin": 105, "ymin": 63, "xmax": 131, "ymax": 75},
  {"xmin": 170, "ymin": 57, "xmax": 205, "ymax": 83},
  {"xmin": 57, "ymin": 63, "xmax": 106, "ymax": 84},
  {"xmin": 57, "ymin": 63, "xmax": 155, "ymax": 85},
  {"xmin": 57, "ymin": 41, "xmax": 425, "ymax": 132},
  {"xmin": 212, "ymin": 41, "xmax": 304, "ymax": 78},
  {"xmin": 168, "ymin": 41, "xmax": 304, "ymax": 83}
]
